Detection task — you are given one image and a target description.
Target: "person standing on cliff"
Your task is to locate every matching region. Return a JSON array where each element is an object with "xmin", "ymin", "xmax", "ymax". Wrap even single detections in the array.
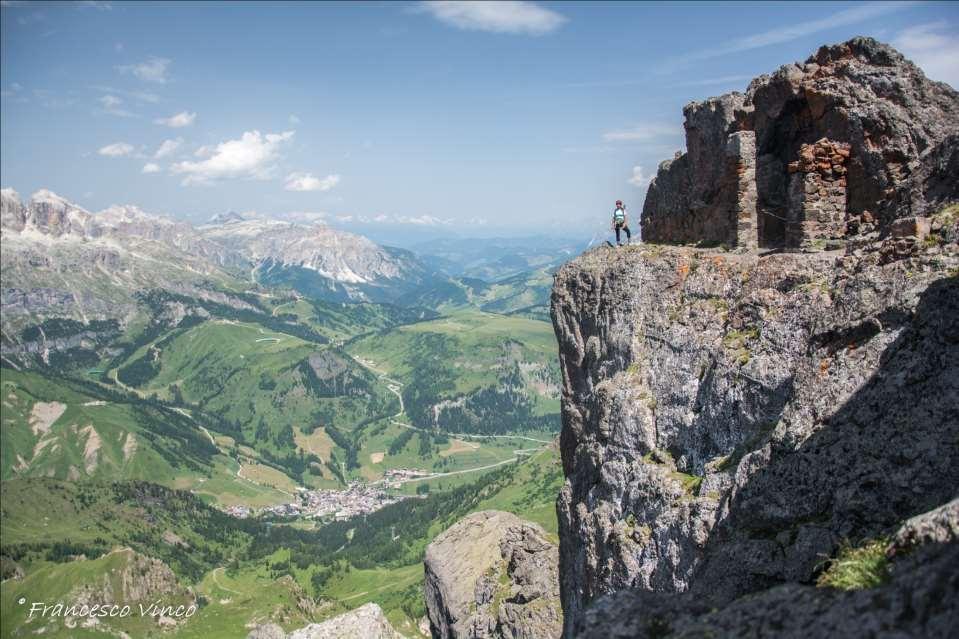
[{"xmin": 612, "ymin": 199, "xmax": 632, "ymax": 246}]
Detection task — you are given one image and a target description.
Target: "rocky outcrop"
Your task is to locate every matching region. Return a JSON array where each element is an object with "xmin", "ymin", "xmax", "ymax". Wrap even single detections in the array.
[
  {"xmin": 888, "ymin": 498, "xmax": 959, "ymax": 556},
  {"xmin": 550, "ymin": 228, "xmax": 958, "ymax": 634},
  {"xmin": 577, "ymin": 540, "xmax": 958, "ymax": 639},
  {"xmin": 71, "ymin": 548, "xmax": 184, "ymax": 606},
  {"xmin": 641, "ymin": 37, "xmax": 959, "ymax": 249},
  {"xmin": 247, "ymin": 603, "xmax": 406, "ymax": 639},
  {"xmin": 424, "ymin": 511, "xmax": 562, "ymax": 639}
]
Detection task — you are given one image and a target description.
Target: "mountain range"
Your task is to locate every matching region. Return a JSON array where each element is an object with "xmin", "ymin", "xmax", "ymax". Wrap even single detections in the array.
[{"xmin": 0, "ymin": 189, "xmax": 447, "ymax": 333}]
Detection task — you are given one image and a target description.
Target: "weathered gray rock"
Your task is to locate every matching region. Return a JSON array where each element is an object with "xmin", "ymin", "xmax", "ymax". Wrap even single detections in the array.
[
  {"xmin": 249, "ymin": 603, "xmax": 406, "ymax": 639},
  {"xmin": 550, "ymin": 234, "xmax": 959, "ymax": 635},
  {"xmin": 247, "ymin": 623, "xmax": 286, "ymax": 639},
  {"xmin": 641, "ymin": 37, "xmax": 959, "ymax": 249},
  {"xmin": 577, "ymin": 541, "xmax": 959, "ymax": 639},
  {"xmin": 424, "ymin": 511, "xmax": 562, "ymax": 639},
  {"xmin": 888, "ymin": 499, "xmax": 959, "ymax": 556}
]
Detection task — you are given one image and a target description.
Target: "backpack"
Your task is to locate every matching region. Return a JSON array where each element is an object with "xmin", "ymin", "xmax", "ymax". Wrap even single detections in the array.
[{"xmin": 613, "ymin": 207, "xmax": 626, "ymax": 223}]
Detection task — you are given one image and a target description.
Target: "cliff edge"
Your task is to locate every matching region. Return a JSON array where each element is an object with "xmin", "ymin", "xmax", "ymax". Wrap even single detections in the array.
[{"xmin": 551, "ymin": 229, "xmax": 958, "ymax": 635}]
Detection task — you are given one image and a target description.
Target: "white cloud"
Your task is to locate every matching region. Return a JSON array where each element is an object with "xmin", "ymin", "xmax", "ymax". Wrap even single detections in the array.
[
  {"xmin": 280, "ymin": 210, "xmax": 329, "ymax": 224},
  {"xmin": 628, "ymin": 165, "xmax": 653, "ymax": 188},
  {"xmin": 142, "ymin": 162, "xmax": 160, "ymax": 174},
  {"xmin": 1, "ymin": 82, "xmax": 23, "ymax": 98},
  {"xmin": 894, "ymin": 21, "xmax": 959, "ymax": 88},
  {"xmin": 345, "ymin": 213, "xmax": 456, "ymax": 226},
  {"xmin": 396, "ymin": 214, "xmax": 453, "ymax": 225},
  {"xmin": 417, "ymin": 1, "xmax": 566, "ymax": 35},
  {"xmin": 171, "ymin": 130, "xmax": 295, "ymax": 185},
  {"xmin": 154, "ymin": 111, "xmax": 196, "ymax": 128},
  {"xmin": 117, "ymin": 56, "xmax": 171, "ymax": 83},
  {"xmin": 288, "ymin": 114, "xmax": 301, "ymax": 125},
  {"xmin": 663, "ymin": 1, "xmax": 913, "ymax": 70},
  {"xmin": 603, "ymin": 123, "xmax": 682, "ymax": 142},
  {"xmin": 77, "ymin": 1, "xmax": 112, "ymax": 10},
  {"xmin": 284, "ymin": 172, "xmax": 341, "ymax": 192},
  {"xmin": 97, "ymin": 94, "xmax": 136, "ymax": 117},
  {"xmin": 90, "ymin": 85, "xmax": 159, "ymax": 103},
  {"xmin": 98, "ymin": 142, "xmax": 134, "ymax": 157},
  {"xmin": 154, "ymin": 137, "xmax": 183, "ymax": 158}
]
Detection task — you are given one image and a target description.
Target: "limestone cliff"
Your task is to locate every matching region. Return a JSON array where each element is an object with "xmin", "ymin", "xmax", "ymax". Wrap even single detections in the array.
[
  {"xmin": 551, "ymin": 229, "xmax": 958, "ymax": 634},
  {"xmin": 424, "ymin": 511, "xmax": 562, "ymax": 639}
]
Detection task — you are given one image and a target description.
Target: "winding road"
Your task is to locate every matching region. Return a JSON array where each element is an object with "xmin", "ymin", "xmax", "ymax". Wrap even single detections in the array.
[{"xmin": 350, "ymin": 353, "xmax": 551, "ymax": 485}]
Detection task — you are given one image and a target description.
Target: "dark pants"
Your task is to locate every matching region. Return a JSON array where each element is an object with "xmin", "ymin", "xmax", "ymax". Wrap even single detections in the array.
[{"xmin": 615, "ymin": 222, "xmax": 631, "ymax": 243}]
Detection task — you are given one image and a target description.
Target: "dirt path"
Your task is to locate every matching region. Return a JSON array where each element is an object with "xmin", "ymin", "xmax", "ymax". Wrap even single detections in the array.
[
  {"xmin": 339, "ymin": 573, "xmax": 422, "ymax": 602},
  {"xmin": 199, "ymin": 425, "xmax": 217, "ymax": 446},
  {"xmin": 212, "ymin": 567, "xmax": 243, "ymax": 595},
  {"xmin": 352, "ymin": 353, "xmax": 550, "ymax": 485},
  {"xmin": 398, "ymin": 457, "xmax": 520, "ymax": 483}
]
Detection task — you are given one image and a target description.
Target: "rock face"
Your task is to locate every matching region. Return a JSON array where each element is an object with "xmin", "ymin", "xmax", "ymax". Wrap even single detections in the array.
[
  {"xmin": 248, "ymin": 603, "xmax": 406, "ymax": 639},
  {"xmin": 577, "ymin": 539, "xmax": 959, "ymax": 639},
  {"xmin": 424, "ymin": 511, "xmax": 562, "ymax": 639},
  {"xmin": 71, "ymin": 548, "xmax": 185, "ymax": 606},
  {"xmin": 550, "ymin": 230, "xmax": 958, "ymax": 634},
  {"xmin": 640, "ymin": 37, "xmax": 959, "ymax": 249},
  {"xmin": 290, "ymin": 603, "xmax": 405, "ymax": 639}
]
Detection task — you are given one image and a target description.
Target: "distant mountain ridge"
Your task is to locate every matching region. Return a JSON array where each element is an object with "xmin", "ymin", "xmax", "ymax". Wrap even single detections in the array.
[{"xmin": 0, "ymin": 189, "xmax": 442, "ymax": 334}]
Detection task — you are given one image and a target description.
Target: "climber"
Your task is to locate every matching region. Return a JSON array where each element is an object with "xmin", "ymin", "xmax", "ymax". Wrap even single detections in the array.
[{"xmin": 612, "ymin": 199, "xmax": 632, "ymax": 246}]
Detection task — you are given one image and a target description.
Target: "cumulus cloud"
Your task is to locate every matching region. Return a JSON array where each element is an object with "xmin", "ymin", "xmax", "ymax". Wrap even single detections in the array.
[
  {"xmin": 628, "ymin": 165, "xmax": 653, "ymax": 188},
  {"xmin": 154, "ymin": 137, "xmax": 183, "ymax": 158},
  {"xmin": 603, "ymin": 123, "xmax": 682, "ymax": 142},
  {"xmin": 154, "ymin": 111, "xmax": 196, "ymax": 128},
  {"xmin": 98, "ymin": 142, "xmax": 134, "ymax": 157},
  {"xmin": 117, "ymin": 56, "xmax": 171, "ymax": 83},
  {"xmin": 170, "ymin": 130, "xmax": 294, "ymax": 185},
  {"xmin": 142, "ymin": 162, "xmax": 160, "ymax": 174},
  {"xmin": 284, "ymin": 172, "xmax": 341, "ymax": 192},
  {"xmin": 417, "ymin": 1, "xmax": 566, "ymax": 35},
  {"xmin": 894, "ymin": 21, "xmax": 959, "ymax": 88}
]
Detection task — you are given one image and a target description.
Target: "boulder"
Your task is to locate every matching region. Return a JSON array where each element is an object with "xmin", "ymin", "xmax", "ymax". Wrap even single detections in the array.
[
  {"xmin": 248, "ymin": 603, "xmax": 405, "ymax": 639},
  {"xmin": 424, "ymin": 511, "xmax": 562, "ymax": 639}
]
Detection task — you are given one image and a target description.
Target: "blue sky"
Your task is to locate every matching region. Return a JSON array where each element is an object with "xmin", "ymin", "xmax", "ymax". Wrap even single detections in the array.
[{"xmin": 2, "ymin": 1, "xmax": 957, "ymax": 236}]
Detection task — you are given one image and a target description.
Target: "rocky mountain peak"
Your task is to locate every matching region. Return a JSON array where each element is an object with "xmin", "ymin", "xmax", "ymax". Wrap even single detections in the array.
[
  {"xmin": 208, "ymin": 210, "xmax": 246, "ymax": 225},
  {"xmin": 642, "ymin": 36, "xmax": 959, "ymax": 249}
]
